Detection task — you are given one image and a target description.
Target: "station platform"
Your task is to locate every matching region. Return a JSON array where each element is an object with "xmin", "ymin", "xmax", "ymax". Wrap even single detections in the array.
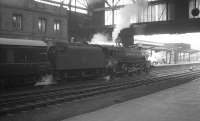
[
  {"xmin": 62, "ymin": 78, "xmax": 200, "ymax": 121},
  {"xmin": 153, "ymin": 62, "xmax": 200, "ymax": 67}
]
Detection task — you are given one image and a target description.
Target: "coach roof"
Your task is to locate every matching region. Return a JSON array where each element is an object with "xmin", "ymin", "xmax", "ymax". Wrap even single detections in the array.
[{"xmin": 0, "ymin": 38, "xmax": 47, "ymax": 47}]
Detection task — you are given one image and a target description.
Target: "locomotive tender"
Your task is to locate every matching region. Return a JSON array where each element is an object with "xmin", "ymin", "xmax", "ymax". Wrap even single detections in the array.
[{"xmin": 0, "ymin": 37, "xmax": 150, "ymax": 88}]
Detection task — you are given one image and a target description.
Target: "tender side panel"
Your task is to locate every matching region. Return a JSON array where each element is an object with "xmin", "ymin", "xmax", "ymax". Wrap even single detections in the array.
[{"xmin": 55, "ymin": 44, "xmax": 106, "ymax": 70}]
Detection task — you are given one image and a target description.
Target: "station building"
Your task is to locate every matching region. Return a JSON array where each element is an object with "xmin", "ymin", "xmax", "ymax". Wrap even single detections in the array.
[{"xmin": 0, "ymin": 0, "xmax": 92, "ymax": 43}]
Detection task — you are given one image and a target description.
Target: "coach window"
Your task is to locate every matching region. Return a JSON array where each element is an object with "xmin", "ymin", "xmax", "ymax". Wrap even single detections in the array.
[
  {"xmin": 54, "ymin": 20, "xmax": 61, "ymax": 33},
  {"xmin": 12, "ymin": 14, "xmax": 22, "ymax": 30},
  {"xmin": 38, "ymin": 18, "xmax": 47, "ymax": 32}
]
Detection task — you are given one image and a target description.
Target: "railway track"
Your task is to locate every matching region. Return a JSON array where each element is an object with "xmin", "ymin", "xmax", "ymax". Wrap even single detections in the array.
[
  {"xmin": 0, "ymin": 66, "xmax": 192, "ymax": 101},
  {"xmin": 0, "ymin": 65, "xmax": 188, "ymax": 99},
  {"xmin": 0, "ymin": 67, "xmax": 200, "ymax": 116}
]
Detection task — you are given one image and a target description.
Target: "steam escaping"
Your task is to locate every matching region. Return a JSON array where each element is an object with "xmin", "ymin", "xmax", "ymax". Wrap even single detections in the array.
[
  {"xmin": 35, "ymin": 74, "xmax": 56, "ymax": 86},
  {"xmin": 112, "ymin": 0, "xmax": 148, "ymax": 42},
  {"xmin": 89, "ymin": 33, "xmax": 115, "ymax": 46}
]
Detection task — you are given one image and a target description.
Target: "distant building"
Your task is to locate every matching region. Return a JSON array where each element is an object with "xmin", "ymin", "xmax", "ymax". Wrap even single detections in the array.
[{"xmin": 0, "ymin": 0, "xmax": 68, "ymax": 42}]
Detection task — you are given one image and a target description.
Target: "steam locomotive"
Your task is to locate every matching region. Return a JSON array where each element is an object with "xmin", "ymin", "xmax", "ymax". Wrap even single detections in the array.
[
  {"xmin": 48, "ymin": 42, "xmax": 150, "ymax": 80},
  {"xmin": 0, "ymin": 37, "xmax": 150, "ymax": 88}
]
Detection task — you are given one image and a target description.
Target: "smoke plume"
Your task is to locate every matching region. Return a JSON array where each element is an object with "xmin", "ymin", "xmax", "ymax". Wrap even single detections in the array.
[{"xmin": 112, "ymin": 0, "xmax": 148, "ymax": 42}]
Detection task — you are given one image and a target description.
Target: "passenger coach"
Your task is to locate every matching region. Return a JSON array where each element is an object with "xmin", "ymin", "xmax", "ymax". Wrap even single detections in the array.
[{"xmin": 0, "ymin": 38, "xmax": 49, "ymax": 88}]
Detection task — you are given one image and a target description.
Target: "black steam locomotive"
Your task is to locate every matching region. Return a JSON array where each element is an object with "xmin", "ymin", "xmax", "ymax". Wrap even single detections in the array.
[
  {"xmin": 0, "ymin": 37, "xmax": 150, "ymax": 88},
  {"xmin": 48, "ymin": 42, "xmax": 150, "ymax": 81}
]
